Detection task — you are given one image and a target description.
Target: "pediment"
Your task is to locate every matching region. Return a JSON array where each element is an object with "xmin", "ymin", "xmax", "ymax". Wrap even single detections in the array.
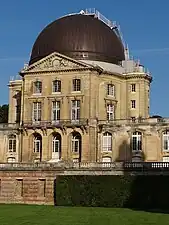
[{"xmin": 21, "ymin": 52, "xmax": 93, "ymax": 74}]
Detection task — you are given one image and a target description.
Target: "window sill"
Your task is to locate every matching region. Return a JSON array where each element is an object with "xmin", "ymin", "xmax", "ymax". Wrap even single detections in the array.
[
  {"xmin": 52, "ymin": 92, "xmax": 61, "ymax": 95},
  {"xmin": 102, "ymin": 150, "xmax": 112, "ymax": 153},
  {"xmin": 107, "ymin": 95, "xmax": 115, "ymax": 98},
  {"xmin": 32, "ymin": 93, "xmax": 42, "ymax": 96},
  {"xmin": 163, "ymin": 150, "xmax": 169, "ymax": 154},
  {"xmin": 132, "ymin": 150, "xmax": 142, "ymax": 153},
  {"xmin": 71, "ymin": 91, "xmax": 81, "ymax": 94}
]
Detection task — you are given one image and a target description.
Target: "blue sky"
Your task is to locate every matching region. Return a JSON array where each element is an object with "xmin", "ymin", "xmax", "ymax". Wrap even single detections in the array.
[{"xmin": 0, "ymin": 0, "xmax": 169, "ymax": 116}]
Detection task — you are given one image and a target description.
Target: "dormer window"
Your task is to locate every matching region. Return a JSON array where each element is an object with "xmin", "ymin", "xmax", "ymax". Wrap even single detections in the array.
[
  {"xmin": 73, "ymin": 79, "xmax": 81, "ymax": 92},
  {"xmin": 53, "ymin": 80, "xmax": 61, "ymax": 93},
  {"xmin": 107, "ymin": 84, "xmax": 115, "ymax": 97},
  {"xmin": 34, "ymin": 81, "xmax": 42, "ymax": 94}
]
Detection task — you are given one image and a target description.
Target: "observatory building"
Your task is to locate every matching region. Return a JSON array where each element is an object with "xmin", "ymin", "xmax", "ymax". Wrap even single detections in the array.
[{"xmin": 0, "ymin": 9, "xmax": 168, "ymax": 163}]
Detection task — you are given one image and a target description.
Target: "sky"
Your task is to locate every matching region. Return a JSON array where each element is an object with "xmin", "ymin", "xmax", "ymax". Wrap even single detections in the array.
[{"xmin": 0, "ymin": 0, "xmax": 169, "ymax": 116}]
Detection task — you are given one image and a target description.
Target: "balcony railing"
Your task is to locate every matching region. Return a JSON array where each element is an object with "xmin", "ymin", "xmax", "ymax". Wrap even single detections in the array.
[
  {"xmin": 98, "ymin": 117, "xmax": 169, "ymax": 126},
  {"xmin": 0, "ymin": 162, "xmax": 169, "ymax": 171},
  {"xmin": 23, "ymin": 119, "xmax": 88, "ymax": 128},
  {"xmin": 0, "ymin": 123, "xmax": 19, "ymax": 130}
]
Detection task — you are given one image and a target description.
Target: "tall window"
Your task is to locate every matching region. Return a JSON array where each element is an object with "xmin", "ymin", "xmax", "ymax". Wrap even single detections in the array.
[
  {"xmin": 34, "ymin": 134, "xmax": 42, "ymax": 153},
  {"xmin": 107, "ymin": 84, "xmax": 115, "ymax": 97},
  {"xmin": 73, "ymin": 79, "xmax": 81, "ymax": 91},
  {"xmin": 107, "ymin": 104, "xmax": 114, "ymax": 120},
  {"xmin": 53, "ymin": 134, "xmax": 61, "ymax": 153},
  {"xmin": 8, "ymin": 134, "xmax": 16, "ymax": 152},
  {"xmin": 71, "ymin": 132, "xmax": 81, "ymax": 154},
  {"xmin": 33, "ymin": 102, "xmax": 41, "ymax": 121},
  {"xmin": 163, "ymin": 131, "xmax": 169, "ymax": 151},
  {"xmin": 132, "ymin": 131, "xmax": 142, "ymax": 151},
  {"xmin": 53, "ymin": 80, "xmax": 61, "ymax": 93},
  {"xmin": 34, "ymin": 81, "xmax": 42, "ymax": 94},
  {"xmin": 131, "ymin": 84, "xmax": 136, "ymax": 92},
  {"xmin": 15, "ymin": 90, "xmax": 21, "ymax": 123},
  {"xmin": 52, "ymin": 133, "xmax": 61, "ymax": 160},
  {"xmin": 102, "ymin": 132, "xmax": 112, "ymax": 152},
  {"xmin": 131, "ymin": 100, "xmax": 136, "ymax": 109},
  {"xmin": 71, "ymin": 100, "xmax": 80, "ymax": 121},
  {"xmin": 52, "ymin": 101, "xmax": 60, "ymax": 122}
]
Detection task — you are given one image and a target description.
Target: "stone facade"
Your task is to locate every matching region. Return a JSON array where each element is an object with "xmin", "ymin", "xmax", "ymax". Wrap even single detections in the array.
[{"xmin": 0, "ymin": 52, "xmax": 168, "ymax": 164}]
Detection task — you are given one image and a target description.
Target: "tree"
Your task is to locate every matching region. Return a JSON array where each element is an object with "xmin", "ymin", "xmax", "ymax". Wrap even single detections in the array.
[{"xmin": 0, "ymin": 104, "xmax": 9, "ymax": 123}]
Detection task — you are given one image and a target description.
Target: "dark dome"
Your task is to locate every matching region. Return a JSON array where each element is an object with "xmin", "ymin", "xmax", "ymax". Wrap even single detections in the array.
[{"xmin": 29, "ymin": 14, "xmax": 125, "ymax": 65}]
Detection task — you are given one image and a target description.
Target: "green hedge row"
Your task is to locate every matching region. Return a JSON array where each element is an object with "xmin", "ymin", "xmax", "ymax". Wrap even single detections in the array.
[{"xmin": 55, "ymin": 175, "xmax": 169, "ymax": 209}]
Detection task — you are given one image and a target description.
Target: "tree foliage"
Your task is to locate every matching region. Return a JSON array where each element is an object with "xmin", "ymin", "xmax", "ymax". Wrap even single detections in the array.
[
  {"xmin": 0, "ymin": 104, "xmax": 9, "ymax": 123},
  {"xmin": 55, "ymin": 175, "xmax": 169, "ymax": 210}
]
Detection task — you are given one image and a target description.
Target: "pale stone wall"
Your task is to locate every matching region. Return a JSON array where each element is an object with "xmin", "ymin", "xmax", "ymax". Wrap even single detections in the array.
[
  {"xmin": 0, "ymin": 53, "xmax": 165, "ymax": 163},
  {"xmin": 8, "ymin": 80, "xmax": 22, "ymax": 124}
]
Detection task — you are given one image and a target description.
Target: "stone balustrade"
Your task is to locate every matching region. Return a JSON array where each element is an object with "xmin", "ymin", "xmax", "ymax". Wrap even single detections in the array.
[{"xmin": 0, "ymin": 161, "xmax": 169, "ymax": 171}]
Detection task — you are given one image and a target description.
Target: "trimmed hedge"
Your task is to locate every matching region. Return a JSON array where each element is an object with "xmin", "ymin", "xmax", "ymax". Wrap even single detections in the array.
[{"xmin": 55, "ymin": 175, "xmax": 169, "ymax": 209}]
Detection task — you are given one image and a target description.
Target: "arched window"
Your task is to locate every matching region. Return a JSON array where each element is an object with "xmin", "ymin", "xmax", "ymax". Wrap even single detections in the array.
[
  {"xmin": 71, "ymin": 132, "xmax": 81, "ymax": 153},
  {"xmin": 102, "ymin": 132, "xmax": 112, "ymax": 152},
  {"xmin": 34, "ymin": 81, "xmax": 42, "ymax": 94},
  {"xmin": 132, "ymin": 131, "xmax": 142, "ymax": 151},
  {"xmin": 52, "ymin": 133, "xmax": 61, "ymax": 160},
  {"xmin": 8, "ymin": 134, "xmax": 16, "ymax": 152},
  {"xmin": 33, "ymin": 133, "xmax": 42, "ymax": 153},
  {"xmin": 163, "ymin": 130, "xmax": 169, "ymax": 151}
]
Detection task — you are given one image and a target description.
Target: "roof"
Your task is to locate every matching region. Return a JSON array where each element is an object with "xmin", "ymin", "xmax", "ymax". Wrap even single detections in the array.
[{"xmin": 29, "ymin": 14, "xmax": 125, "ymax": 65}]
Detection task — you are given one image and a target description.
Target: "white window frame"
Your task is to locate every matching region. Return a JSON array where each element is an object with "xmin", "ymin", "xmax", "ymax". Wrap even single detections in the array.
[
  {"xmin": 34, "ymin": 136, "xmax": 41, "ymax": 153},
  {"xmin": 33, "ymin": 102, "xmax": 41, "ymax": 122},
  {"xmin": 72, "ymin": 79, "xmax": 81, "ymax": 92},
  {"xmin": 102, "ymin": 132, "xmax": 112, "ymax": 152},
  {"xmin": 52, "ymin": 101, "xmax": 60, "ymax": 122},
  {"xmin": 107, "ymin": 104, "xmax": 114, "ymax": 120},
  {"xmin": 52, "ymin": 80, "xmax": 61, "ymax": 93},
  {"xmin": 34, "ymin": 81, "xmax": 42, "ymax": 94},
  {"xmin": 72, "ymin": 135, "xmax": 80, "ymax": 153},
  {"xmin": 107, "ymin": 84, "xmax": 115, "ymax": 97},
  {"xmin": 131, "ymin": 100, "xmax": 136, "ymax": 109},
  {"xmin": 163, "ymin": 131, "xmax": 169, "ymax": 151},
  {"xmin": 53, "ymin": 136, "xmax": 60, "ymax": 153},
  {"xmin": 132, "ymin": 131, "xmax": 142, "ymax": 151},
  {"xmin": 131, "ymin": 84, "xmax": 136, "ymax": 92},
  {"xmin": 71, "ymin": 100, "xmax": 80, "ymax": 122},
  {"xmin": 8, "ymin": 135, "xmax": 16, "ymax": 152}
]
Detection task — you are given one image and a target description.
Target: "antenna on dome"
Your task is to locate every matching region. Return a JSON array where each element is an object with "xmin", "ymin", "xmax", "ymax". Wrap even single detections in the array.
[{"xmin": 125, "ymin": 44, "xmax": 130, "ymax": 60}]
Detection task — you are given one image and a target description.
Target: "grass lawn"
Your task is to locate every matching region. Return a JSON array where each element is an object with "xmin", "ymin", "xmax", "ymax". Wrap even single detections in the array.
[{"xmin": 0, "ymin": 205, "xmax": 169, "ymax": 225}]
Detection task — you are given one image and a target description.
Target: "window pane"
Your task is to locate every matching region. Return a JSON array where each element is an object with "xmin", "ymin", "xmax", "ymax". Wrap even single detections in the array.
[
  {"xmin": 13, "ymin": 140, "xmax": 16, "ymax": 152},
  {"xmin": 163, "ymin": 135, "xmax": 169, "ymax": 150},
  {"xmin": 103, "ymin": 133, "xmax": 112, "ymax": 151},
  {"xmin": 71, "ymin": 100, "xmax": 80, "ymax": 120},
  {"xmin": 33, "ymin": 102, "xmax": 41, "ymax": 121},
  {"xmin": 107, "ymin": 84, "xmax": 114, "ymax": 96},
  {"xmin": 132, "ymin": 136, "xmax": 137, "ymax": 151},
  {"xmin": 9, "ymin": 140, "xmax": 13, "ymax": 150},
  {"xmin": 34, "ymin": 81, "xmax": 42, "ymax": 93},
  {"xmin": 73, "ymin": 79, "xmax": 81, "ymax": 91},
  {"xmin": 53, "ymin": 80, "xmax": 61, "ymax": 92},
  {"xmin": 53, "ymin": 139, "xmax": 60, "ymax": 152}
]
